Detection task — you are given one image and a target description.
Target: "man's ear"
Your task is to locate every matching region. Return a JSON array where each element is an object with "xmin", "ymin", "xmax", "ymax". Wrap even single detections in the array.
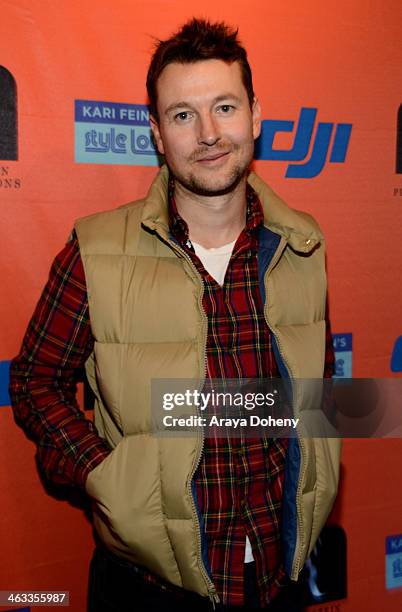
[
  {"xmin": 150, "ymin": 115, "xmax": 165, "ymax": 155},
  {"xmin": 252, "ymin": 97, "xmax": 262, "ymax": 140}
]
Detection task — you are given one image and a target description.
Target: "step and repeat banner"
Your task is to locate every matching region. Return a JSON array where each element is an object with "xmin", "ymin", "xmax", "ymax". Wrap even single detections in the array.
[{"xmin": 1, "ymin": 1, "xmax": 401, "ymax": 610}]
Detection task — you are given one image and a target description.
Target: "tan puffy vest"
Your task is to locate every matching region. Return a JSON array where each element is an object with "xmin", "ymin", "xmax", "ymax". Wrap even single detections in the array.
[{"xmin": 76, "ymin": 166, "xmax": 341, "ymax": 600}]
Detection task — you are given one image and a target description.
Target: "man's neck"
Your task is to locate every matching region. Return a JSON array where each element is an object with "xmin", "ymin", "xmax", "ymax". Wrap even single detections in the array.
[{"xmin": 174, "ymin": 177, "xmax": 248, "ymax": 249}]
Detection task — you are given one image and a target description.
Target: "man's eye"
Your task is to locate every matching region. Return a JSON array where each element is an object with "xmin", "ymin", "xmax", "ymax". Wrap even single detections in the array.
[
  {"xmin": 174, "ymin": 111, "xmax": 191, "ymax": 121},
  {"xmin": 218, "ymin": 105, "xmax": 234, "ymax": 113}
]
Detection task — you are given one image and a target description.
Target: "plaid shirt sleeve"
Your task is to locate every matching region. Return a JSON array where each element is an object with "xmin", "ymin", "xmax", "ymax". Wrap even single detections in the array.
[{"xmin": 9, "ymin": 234, "xmax": 111, "ymax": 489}]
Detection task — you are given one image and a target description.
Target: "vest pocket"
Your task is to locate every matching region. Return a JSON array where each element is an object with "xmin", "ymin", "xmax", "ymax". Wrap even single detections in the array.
[
  {"xmin": 84, "ymin": 433, "xmax": 183, "ymax": 586},
  {"xmin": 85, "ymin": 436, "xmax": 125, "ymax": 501}
]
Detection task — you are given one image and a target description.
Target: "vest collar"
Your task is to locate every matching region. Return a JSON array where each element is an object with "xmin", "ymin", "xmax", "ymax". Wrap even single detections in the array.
[
  {"xmin": 141, "ymin": 165, "xmax": 323, "ymax": 253},
  {"xmin": 141, "ymin": 165, "xmax": 171, "ymax": 241},
  {"xmin": 247, "ymin": 171, "xmax": 323, "ymax": 253}
]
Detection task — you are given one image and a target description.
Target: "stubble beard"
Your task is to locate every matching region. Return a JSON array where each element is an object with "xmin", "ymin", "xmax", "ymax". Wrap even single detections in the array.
[{"xmin": 169, "ymin": 144, "xmax": 254, "ymax": 197}]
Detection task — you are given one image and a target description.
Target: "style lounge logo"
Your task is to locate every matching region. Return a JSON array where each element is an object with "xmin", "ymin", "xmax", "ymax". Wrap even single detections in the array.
[
  {"xmin": 74, "ymin": 99, "xmax": 160, "ymax": 166},
  {"xmin": 0, "ymin": 65, "xmax": 21, "ymax": 189},
  {"xmin": 255, "ymin": 107, "xmax": 352, "ymax": 179}
]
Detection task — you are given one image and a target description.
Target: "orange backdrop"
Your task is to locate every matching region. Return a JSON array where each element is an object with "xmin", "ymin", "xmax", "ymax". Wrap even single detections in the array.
[{"xmin": 1, "ymin": 1, "xmax": 401, "ymax": 610}]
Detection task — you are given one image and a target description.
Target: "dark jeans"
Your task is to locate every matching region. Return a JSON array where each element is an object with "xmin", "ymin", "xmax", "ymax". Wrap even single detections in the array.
[{"xmin": 88, "ymin": 546, "xmax": 304, "ymax": 611}]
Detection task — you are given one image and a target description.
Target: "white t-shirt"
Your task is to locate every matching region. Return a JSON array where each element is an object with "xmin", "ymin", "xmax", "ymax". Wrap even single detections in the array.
[{"xmin": 192, "ymin": 239, "xmax": 235, "ymax": 286}]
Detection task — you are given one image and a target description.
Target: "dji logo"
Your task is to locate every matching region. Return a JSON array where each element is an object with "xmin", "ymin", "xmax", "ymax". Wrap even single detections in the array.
[{"xmin": 255, "ymin": 107, "xmax": 352, "ymax": 178}]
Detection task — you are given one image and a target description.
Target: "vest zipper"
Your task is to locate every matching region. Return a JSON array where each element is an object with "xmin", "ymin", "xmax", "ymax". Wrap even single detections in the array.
[
  {"xmin": 164, "ymin": 236, "xmax": 219, "ymax": 603},
  {"xmin": 262, "ymin": 235, "xmax": 306, "ymax": 581}
]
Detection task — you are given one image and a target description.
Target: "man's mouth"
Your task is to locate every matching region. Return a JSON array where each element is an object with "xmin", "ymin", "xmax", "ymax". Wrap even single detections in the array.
[{"xmin": 196, "ymin": 151, "xmax": 231, "ymax": 163}]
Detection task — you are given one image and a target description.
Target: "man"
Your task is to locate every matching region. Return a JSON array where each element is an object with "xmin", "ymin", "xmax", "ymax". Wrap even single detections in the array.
[{"xmin": 10, "ymin": 18, "xmax": 341, "ymax": 611}]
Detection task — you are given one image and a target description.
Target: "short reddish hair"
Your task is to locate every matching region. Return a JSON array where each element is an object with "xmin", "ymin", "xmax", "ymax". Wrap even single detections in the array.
[{"xmin": 146, "ymin": 18, "xmax": 255, "ymax": 121}]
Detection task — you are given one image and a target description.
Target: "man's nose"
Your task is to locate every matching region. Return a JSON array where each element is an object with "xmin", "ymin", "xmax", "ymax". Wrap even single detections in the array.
[{"xmin": 197, "ymin": 113, "xmax": 221, "ymax": 146}]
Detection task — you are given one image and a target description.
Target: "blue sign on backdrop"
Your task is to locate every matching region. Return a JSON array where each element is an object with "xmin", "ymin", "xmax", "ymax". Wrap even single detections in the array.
[
  {"xmin": 75, "ymin": 99, "xmax": 159, "ymax": 166},
  {"xmin": 332, "ymin": 333, "xmax": 352, "ymax": 378},
  {"xmin": 0, "ymin": 360, "xmax": 11, "ymax": 406},
  {"xmin": 386, "ymin": 534, "xmax": 402, "ymax": 589},
  {"xmin": 255, "ymin": 107, "xmax": 352, "ymax": 178},
  {"xmin": 391, "ymin": 336, "xmax": 402, "ymax": 372}
]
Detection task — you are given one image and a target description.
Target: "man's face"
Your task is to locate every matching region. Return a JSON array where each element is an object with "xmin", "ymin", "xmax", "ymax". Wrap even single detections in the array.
[{"xmin": 150, "ymin": 59, "xmax": 261, "ymax": 196}]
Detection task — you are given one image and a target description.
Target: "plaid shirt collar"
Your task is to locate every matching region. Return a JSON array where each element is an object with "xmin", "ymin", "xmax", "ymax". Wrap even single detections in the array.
[{"xmin": 167, "ymin": 174, "xmax": 265, "ymax": 248}]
